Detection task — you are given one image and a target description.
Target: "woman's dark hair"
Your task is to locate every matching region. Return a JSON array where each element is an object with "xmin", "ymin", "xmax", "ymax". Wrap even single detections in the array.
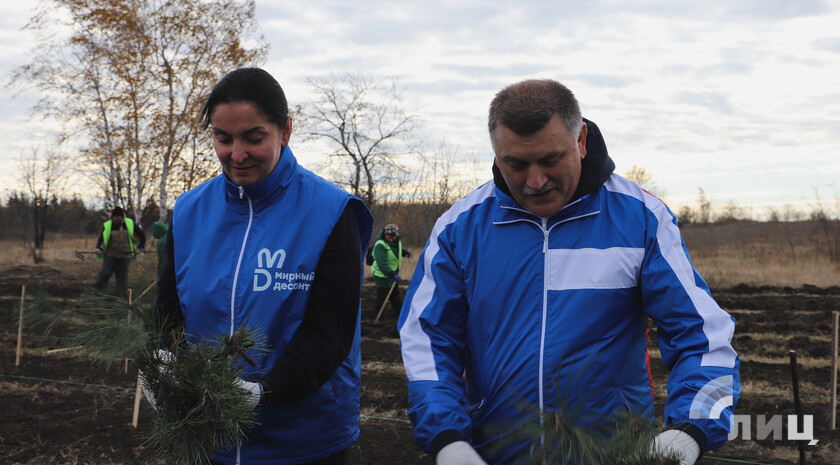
[{"xmin": 199, "ymin": 67, "xmax": 289, "ymax": 130}]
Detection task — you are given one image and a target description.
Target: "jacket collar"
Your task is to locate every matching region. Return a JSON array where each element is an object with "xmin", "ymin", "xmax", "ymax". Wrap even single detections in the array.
[
  {"xmin": 491, "ymin": 117, "xmax": 614, "ymax": 225},
  {"xmin": 223, "ymin": 145, "xmax": 299, "ymax": 209}
]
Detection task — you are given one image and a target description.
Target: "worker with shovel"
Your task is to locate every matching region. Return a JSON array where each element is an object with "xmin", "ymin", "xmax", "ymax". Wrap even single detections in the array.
[
  {"xmin": 371, "ymin": 223, "xmax": 411, "ymax": 322},
  {"xmin": 93, "ymin": 206, "xmax": 145, "ymax": 298}
]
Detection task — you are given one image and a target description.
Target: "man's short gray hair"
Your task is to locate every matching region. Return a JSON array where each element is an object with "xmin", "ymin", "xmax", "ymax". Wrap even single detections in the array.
[{"xmin": 488, "ymin": 79, "xmax": 583, "ymax": 146}]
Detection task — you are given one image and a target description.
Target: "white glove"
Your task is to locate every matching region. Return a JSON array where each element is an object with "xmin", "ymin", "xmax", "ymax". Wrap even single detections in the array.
[
  {"xmin": 436, "ymin": 441, "xmax": 488, "ymax": 465},
  {"xmin": 235, "ymin": 378, "xmax": 263, "ymax": 410},
  {"xmin": 140, "ymin": 349, "xmax": 175, "ymax": 411},
  {"xmin": 652, "ymin": 429, "xmax": 701, "ymax": 465}
]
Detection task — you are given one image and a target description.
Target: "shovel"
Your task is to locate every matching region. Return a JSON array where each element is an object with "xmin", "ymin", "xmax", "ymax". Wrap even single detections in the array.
[
  {"xmin": 372, "ymin": 280, "xmax": 397, "ymax": 326},
  {"xmin": 74, "ymin": 250, "xmax": 99, "ymax": 261}
]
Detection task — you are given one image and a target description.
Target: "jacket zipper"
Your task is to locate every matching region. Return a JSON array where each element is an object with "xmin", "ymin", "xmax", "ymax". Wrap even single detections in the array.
[
  {"xmin": 233, "ymin": 185, "xmax": 253, "ymax": 464},
  {"xmin": 539, "ymin": 217, "xmax": 549, "ymax": 454},
  {"xmin": 497, "ymin": 202, "xmax": 599, "ymax": 462}
]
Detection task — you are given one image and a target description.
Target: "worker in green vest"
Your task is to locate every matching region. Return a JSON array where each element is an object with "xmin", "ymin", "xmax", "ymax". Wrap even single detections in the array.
[
  {"xmin": 94, "ymin": 206, "xmax": 146, "ymax": 298},
  {"xmin": 371, "ymin": 223, "xmax": 411, "ymax": 320}
]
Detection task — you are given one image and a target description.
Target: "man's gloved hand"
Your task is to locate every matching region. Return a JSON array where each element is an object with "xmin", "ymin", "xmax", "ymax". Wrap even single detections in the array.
[
  {"xmin": 405, "ymin": 250, "xmax": 412, "ymax": 258},
  {"xmin": 436, "ymin": 441, "xmax": 488, "ymax": 465},
  {"xmin": 652, "ymin": 429, "xmax": 701, "ymax": 465},
  {"xmin": 140, "ymin": 349, "xmax": 175, "ymax": 411},
  {"xmin": 235, "ymin": 378, "xmax": 263, "ymax": 410},
  {"xmin": 393, "ymin": 274, "xmax": 401, "ymax": 282}
]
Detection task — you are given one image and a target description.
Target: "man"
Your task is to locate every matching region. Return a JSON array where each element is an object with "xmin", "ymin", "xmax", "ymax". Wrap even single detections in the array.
[
  {"xmin": 370, "ymin": 223, "xmax": 411, "ymax": 320},
  {"xmin": 399, "ymin": 79, "xmax": 739, "ymax": 465},
  {"xmin": 94, "ymin": 206, "xmax": 146, "ymax": 298}
]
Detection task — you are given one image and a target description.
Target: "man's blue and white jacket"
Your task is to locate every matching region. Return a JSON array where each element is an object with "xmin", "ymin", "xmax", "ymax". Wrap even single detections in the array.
[
  {"xmin": 398, "ymin": 122, "xmax": 740, "ymax": 463},
  {"xmin": 169, "ymin": 146, "xmax": 372, "ymax": 464}
]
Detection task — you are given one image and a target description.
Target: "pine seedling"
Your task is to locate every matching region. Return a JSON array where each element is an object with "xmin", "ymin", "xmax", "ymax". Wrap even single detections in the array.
[
  {"xmin": 485, "ymin": 363, "xmax": 680, "ymax": 465},
  {"xmin": 138, "ymin": 328, "xmax": 270, "ymax": 464},
  {"xmin": 65, "ymin": 291, "xmax": 148, "ymax": 364},
  {"xmin": 20, "ymin": 287, "xmax": 271, "ymax": 463}
]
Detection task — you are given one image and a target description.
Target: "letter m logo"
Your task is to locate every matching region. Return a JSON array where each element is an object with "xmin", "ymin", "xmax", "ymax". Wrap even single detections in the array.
[{"xmin": 258, "ymin": 248, "xmax": 286, "ymax": 269}]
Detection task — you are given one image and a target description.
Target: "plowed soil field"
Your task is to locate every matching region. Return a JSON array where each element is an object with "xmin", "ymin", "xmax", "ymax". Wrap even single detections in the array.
[{"xmin": 2, "ymin": 262, "xmax": 840, "ymax": 464}]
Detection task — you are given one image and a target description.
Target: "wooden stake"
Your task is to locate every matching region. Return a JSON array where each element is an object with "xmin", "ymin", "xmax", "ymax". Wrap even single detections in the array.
[
  {"xmin": 127, "ymin": 286, "xmax": 144, "ymax": 428},
  {"xmin": 15, "ymin": 285, "xmax": 26, "ymax": 366},
  {"xmin": 831, "ymin": 311, "xmax": 838, "ymax": 430},
  {"xmin": 136, "ymin": 280, "xmax": 156, "ymax": 301},
  {"xmin": 124, "ymin": 288, "xmax": 132, "ymax": 374},
  {"xmin": 131, "ymin": 374, "xmax": 142, "ymax": 428},
  {"xmin": 790, "ymin": 350, "xmax": 807, "ymax": 465},
  {"xmin": 46, "ymin": 346, "xmax": 82, "ymax": 354}
]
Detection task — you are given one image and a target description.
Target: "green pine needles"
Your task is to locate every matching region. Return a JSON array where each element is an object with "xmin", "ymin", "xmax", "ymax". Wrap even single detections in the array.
[
  {"xmin": 22, "ymin": 288, "xmax": 270, "ymax": 464},
  {"xmin": 138, "ymin": 330, "xmax": 270, "ymax": 464},
  {"xmin": 485, "ymin": 365, "xmax": 681, "ymax": 465}
]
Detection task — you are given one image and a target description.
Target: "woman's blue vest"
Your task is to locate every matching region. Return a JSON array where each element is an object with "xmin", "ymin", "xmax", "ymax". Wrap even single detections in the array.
[{"xmin": 171, "ymin": 146, "xmax": 372, "ymax": 464}]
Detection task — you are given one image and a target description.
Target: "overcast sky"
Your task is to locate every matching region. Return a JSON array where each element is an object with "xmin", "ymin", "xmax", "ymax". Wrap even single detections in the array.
[{"xmin": 2, "ymin": 0, "xmax": 839, "ymax": 215}]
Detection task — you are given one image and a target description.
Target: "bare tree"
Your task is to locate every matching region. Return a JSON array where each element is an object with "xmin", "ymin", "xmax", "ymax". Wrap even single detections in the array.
[
  {"xmin": 17, "ymin": 146, "xmax": 69, "ymax": 263},
  {"xmin": 410, "ymin": 140, "xmax": 485, "ymax": 204},
  {"xmin": 623, "ymin": 164, "xmax": 663, "ymax": 197},
  {"xmin": 696, "ymin": 187, "xmax": 711, "ymax": 224},
  {"xmin": 301, "ymin": 73, "xmax": 417, "ymax": 205},
  {"xmin": 11, "ymin": 0, "xmax": 268, "ymax": 222}
]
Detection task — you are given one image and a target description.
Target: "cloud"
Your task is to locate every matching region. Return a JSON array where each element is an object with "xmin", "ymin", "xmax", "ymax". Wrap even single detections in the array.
[{"xmin": 674, "ymin": 91, "xmax": 735, "ymax": 115}]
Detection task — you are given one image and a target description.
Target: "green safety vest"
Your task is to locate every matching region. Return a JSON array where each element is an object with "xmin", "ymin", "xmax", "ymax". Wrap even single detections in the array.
[
  {"xmin": 371, "ymin": 239, "xmax": 402, "ymax": 278},
  {"xmin": 98, "ymin": 218, "xmax": 136, "ymax": 259}
]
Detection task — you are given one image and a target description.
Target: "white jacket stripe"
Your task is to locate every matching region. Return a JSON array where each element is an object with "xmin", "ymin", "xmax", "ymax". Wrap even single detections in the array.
[
  {"xmin": 547, "ymin": 247, "xmax": 644, "ymax": 290},
  {"xmin": 605, "ymin": 177, "xmax": 738, "ymax": 368},
  {"xmin": 401, "ymin": 183, "xmax": 496, "ymax": 382}
]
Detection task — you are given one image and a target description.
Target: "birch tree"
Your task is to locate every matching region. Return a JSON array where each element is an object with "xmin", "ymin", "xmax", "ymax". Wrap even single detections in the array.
[{"xmin": 11, "ymin": 0, "xmax": 268, "ymax": 221}]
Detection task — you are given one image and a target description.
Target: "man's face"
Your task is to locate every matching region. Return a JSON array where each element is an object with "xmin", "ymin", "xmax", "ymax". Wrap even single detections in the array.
[
  {"xmin": 112, "ymin": 214, "xmax": 124, "ymax": 225},
  {"xmin": 493, "ymin": 115, "xmax": 587, "ymax": 218},
  {"xmin": 384, "ymin": 233, "xmax": 397, "ymax": 243}
]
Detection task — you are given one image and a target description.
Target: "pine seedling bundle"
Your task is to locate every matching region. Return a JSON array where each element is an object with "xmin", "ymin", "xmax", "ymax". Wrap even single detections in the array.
[
  {"xmin": 22, "ymin": 289, "xmax": 270, "ymax": 464},
  {"xmin": 486, "ymin": 370, "xmax": 680, "ymax": 464},
  {"xmin": 138, "ymin": 329, "xmax": 270, "ymax": 464}
]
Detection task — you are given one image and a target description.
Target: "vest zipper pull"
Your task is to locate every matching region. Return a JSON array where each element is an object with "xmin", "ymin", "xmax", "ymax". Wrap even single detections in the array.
[{"xmin": 238, "ymin": 186, "xmax": 244, "ymax": 199}]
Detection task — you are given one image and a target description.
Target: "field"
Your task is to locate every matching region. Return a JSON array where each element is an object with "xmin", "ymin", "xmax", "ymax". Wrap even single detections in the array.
[{"xmin": 1, "ymin": 220, "xmax": 840, "ymax": 464}]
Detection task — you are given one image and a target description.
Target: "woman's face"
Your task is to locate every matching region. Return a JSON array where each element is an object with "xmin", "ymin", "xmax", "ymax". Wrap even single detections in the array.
[{"xmin": 210, "ymin": 102, "xmax": 292, "ymax": 186}]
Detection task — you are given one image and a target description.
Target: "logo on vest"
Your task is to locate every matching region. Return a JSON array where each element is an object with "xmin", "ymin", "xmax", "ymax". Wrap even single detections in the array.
[{"xmin": 253, "ymin": 248, "xmax": 315, "ymax": 292}]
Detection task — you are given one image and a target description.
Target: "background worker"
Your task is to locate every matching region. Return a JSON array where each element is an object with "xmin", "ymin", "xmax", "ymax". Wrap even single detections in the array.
[
  {"xmin": 94, "ymin": 206, "xmax": 145, "ymax": 298},
  {"xmin": 151, "ymin": 220, "xmax": 168, "ymax": 259},
  {"xmin": 371, "ymin": 223, "xmax": 411, "ymax": 320},
  {"xmin": 399, "ymin": 79, "xmax": 740, "ymax": 465}
]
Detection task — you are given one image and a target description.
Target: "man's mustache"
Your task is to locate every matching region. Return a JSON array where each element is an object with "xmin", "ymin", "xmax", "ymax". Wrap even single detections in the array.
[{"xmin": 522, "ymin": 183, "xmax": 560, "ymax": 196}]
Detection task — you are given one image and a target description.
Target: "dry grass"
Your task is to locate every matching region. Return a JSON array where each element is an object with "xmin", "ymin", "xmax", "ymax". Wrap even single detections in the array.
[
  {"xmin": 0, "ymin": 236, "xmax": 159, "ymax": 292},
  {"xmin": 4, "ymin": 220, "xmax": 839, "ymax": 290},
  {"xmin": 682, "ymin": 220, "xmax": 840, "ymax": 288},
  {"xmin": 0, "ymin": 236, "xmax": 97, "ymax": 269},
  {"xmin": 391, "ymin": 220, "xmax": 840, "ymax": 289}
]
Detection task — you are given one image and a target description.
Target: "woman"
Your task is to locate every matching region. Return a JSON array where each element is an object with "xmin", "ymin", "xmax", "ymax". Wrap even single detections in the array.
[{"xmin": 154, "ymin": 67, "xmax": 373, "ymax": 464}]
